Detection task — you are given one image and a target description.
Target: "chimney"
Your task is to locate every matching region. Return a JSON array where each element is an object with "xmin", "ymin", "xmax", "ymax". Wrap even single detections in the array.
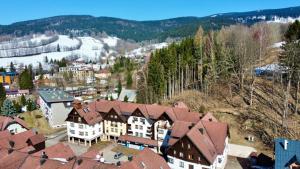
[
  {"xmin": 116, "ymin": 161, "xmax": 121, "ymax": 167},
  {"xmin": 284, "ymin": 140, "xmax": 288, "ymax": 150},
  {"xmin": 77, "ymin": 159, "xmax": 83, "ymax": 165},
  {"xmin": 199, "ymin": 128, "xmax": 204, "ymax": 135},
  {"xmin": 128, "ymin": 155, "xmax": 133, "ymax": 161},
  {"xmin": 8, "ymin": 148, "xmax": 13, "ymax": 154},
  {"xmin": 9, "ymin": 140, "xmax": 15, "ymax": 148},
  {"xmin": 41, "ymin": 151, "xmax": 48, "ymax": 159},
  {"xmin": 40, "ymin": 158, "xmax": 47, "ymax": 165},
  {"xmin": 73, "ymin": 100, "xmax": 82, "ymax": 109}
]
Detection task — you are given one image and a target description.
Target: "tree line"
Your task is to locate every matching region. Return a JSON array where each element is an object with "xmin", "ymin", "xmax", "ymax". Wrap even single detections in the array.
[{"xmin": 137, "ymin": 22, "xmax": 283, "ymax": 104}]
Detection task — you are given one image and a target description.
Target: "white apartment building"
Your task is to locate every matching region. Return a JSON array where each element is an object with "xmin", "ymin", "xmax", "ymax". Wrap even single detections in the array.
[{"xmin": 38, "ymin": 88, "xmax": 74, "ymax": 128}]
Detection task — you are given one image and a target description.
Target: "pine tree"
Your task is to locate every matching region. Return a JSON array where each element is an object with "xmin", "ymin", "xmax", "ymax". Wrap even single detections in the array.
[
  {"xmin": 57, "ymin": 44, "xmax": 61, "ymax": 52},
  {"xmin": 1, "ymin": 99, "xmax": 16, "ymax": 116},
  {"xmin": 0, "ymin": 83, "xmax": 6, "ymax": 109},
  {"xmin": 126, "ymin": 71, "xmax": 133, "ymax": 88},
  {"xmin": 124, "ymin": 95, "xmax": 129, "ymax": 102},
  {"xmin": 26, "ymin": 99, "xmax": 37, "ymax": 111},
  {"xmin": 20, "ymin": 94, "xmax": 26, "ymax": 106},
  {"xmin": 19, "ymin": 67, "xmax": 34, "ymax": 90},
  {"xmin": 117, "ymin": 79, "xmax": 122, "ymax": 97},
  {"xmin": 13, "ymin": 100, "xmax": 22, "ymax": 114},
  {"xmin": 10, "ymin": 62, "xmax": 16, "ymax": 72}
]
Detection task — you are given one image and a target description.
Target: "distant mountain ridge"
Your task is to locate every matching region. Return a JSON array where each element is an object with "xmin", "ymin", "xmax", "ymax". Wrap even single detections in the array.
[{"xmin": 1, "ymin": 6, "xmax": 300, "ymax": 41}]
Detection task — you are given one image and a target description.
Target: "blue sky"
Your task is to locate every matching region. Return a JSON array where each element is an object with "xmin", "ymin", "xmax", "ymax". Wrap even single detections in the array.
[{"xmin": 1, "ymin": 0, "xmax": 300, "ymax": 25}]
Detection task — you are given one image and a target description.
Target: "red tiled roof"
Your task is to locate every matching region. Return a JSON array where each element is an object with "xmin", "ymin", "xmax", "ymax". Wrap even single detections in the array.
[
  {"xmin": 0, "ymin": 116, "xmax": 28, "ymax": 131},
  {"xmin": 119, "ymin": 135, "xmax": 158, "ymax": 147},
  {"xmin": 170, "ymin": 121, "xmax": 193, "ymax": 138},
  {"xmin": 168, "ymin": 113, "xmax": 229, "ymax": 165},
  {"xmin": 201, "ymin": 112, "xmax": 218, "ymax": 122},
  {"xmin": 28, "ymin": 134, "xmax": 45, "ymax": 146},
  {"xmin": 202, "ymin": 120, "xmax": 228, "ymax": 154},
  {"xmin": 32, "ymin": 143, "xmax": 75, "ymax": 160},
  {"xmin": 120, "ymin": 148, "xmax": 170, "ymax": 169}
]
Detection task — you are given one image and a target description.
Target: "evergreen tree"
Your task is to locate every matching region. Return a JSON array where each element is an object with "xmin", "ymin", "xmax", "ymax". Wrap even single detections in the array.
[
  {"xmin": 10, "ymin": 62, "xmax": 16, "ymax": 72},
  {"xmin": 117, "ymin": 79, "xmax": 122, "ymax": 96},
  {"xmin": 1, "ymin": 99, "xmax": 16, "ymax": 116},
  {"xmin": 124, "ymin": 95, "xmax": 129, "ymax": 102},
  {"xmin": 57, "ymin": 44, "xmax": 61, "ymax": 52},
  {"xmin": 26, "ymin": 99, "xmax": 37, "ymax": 111},
  {"xmin": 126, "ymin": 71, "xmax": 133, "ymax": 88},
  {"xmin": 20, "ymin": 95, "xmax": 26, "ymax": 106},
  {"xmin": 0, "ymin": 67, "xmax": 6, "ymax": 72},
  {"xmin": 44, "ymin": 56, "xmax": 49, "ymax": 63},
  {"xmin": 13, "ymin": 100, "xmax": 22, "ymax": 114},
  {"xmin": 19, "ymin": 67, "xmax": 34, "ymax": 90},
  {"xmin": 0, "ymin": 83, "xmax": 6, "ymax": 109},
  {"xmin": 109, "ymin": 95, "xmax": 114, "ymax": 101}
]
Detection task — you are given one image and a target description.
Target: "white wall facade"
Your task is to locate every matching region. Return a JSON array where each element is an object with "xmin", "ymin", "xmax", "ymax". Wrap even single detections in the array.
[
  {"xmin": 127, "ymin": 116, "xmax": 153, "ymax": 138},
  {"xmin": 67, "ymin": 121, "xmax": 103, "ymax": 141}
]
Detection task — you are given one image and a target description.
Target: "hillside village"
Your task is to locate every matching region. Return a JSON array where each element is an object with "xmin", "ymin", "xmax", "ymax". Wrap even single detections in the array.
[{"xmin": 1, "ymin": 3, "xmax": 300, "ymax": 169}]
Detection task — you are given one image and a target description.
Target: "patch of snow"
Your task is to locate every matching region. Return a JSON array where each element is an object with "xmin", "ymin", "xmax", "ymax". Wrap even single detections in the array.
[
  {"xmin": 267, "ymin": 16, "xmax": 300, "ymax": 23},
  {"xmin": 271, "ymin": 41, "xmax": 285, "ymax": 48},
  {"xmin": 102, "ymin": 36, "xmax": 119, "ymax": 47}
]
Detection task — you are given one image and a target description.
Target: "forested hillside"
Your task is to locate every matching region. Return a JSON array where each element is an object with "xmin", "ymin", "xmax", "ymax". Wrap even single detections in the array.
[
  {"xmin": 0, "ymin": 6, "xmax": 300, "ymax": 41},
  {"xmin": 137, "ymin": 21, "xmax": 300, "ymax": 150}
]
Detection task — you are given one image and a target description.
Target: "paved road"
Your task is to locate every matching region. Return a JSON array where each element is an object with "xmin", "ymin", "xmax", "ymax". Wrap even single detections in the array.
[{"xmin": 228, "ymin": 144, "xmax": 256, "ymax": 158}]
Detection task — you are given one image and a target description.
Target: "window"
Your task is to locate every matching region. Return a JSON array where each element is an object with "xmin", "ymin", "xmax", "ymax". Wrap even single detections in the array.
[
  {"xmin": 93, "ymin": 131, "xmax": 95, "ymax": 135},
  {"xmin": 141, "ymin": 118, "xmax": 145, "ymax": 124},
  {"xmin": 158, "ymin": 129, "xmax": 164, "ymax": 134},
  {"xmin": 139, "ymin": 133, "xmax": 143, "ymax": 137},
  {"xmin": 110, "ymin": 115, "xmax": 114, "ymax": 118},
  {"xmin": 188, "ymin": 154, "xmax": 194, "ymax": 160},
  {"xmin": 179, "ymin": 161, "xmax": 184, "ymax": 168},
  {"xmin": 198, "ymin": 157, "xmax": 201, "ymax": 161},
  {"xmin": 135, "ymin": 132, "xmax": 139, "ymax": 136},
  {"xmin": 168, "ymin": 158, "xmax": 174, "ymax": 164},
  {"xmin": 85, "ymin": 132, "xmax": 88, "ymax": 136},
  {"xmin": 79, "ymin": 124, "xmax": 84, "ymax": 129},
  {"xmin": 115, "ymin": 129, "xmax": 118, "ymax": 133},
  {"xmin": 181, "ymin": 143, "xmax": 184, "ymax": 148},
  {"xmin": 114, "ymin": 115, "xmax": 118, "ymax": 119},
  {"xmin": 78, "ymin": 117, "xmax": 81, "ymax": 122},
  {"xmin": 218, "ymin": 158, "xmax": 222, "ymax": 163},
  {"xmin": 179, "ymin": 152, "xmax": 184, "ymax": 158},
  {"xmin": 133, "ymin": 117, "xmax": 138, "ymax": 122},
  {"xmin": 79, "ymin": 132, "xmax": 84, "ymax": 136},
  {"xmin": 135, "ymin": 125, "xmax": 138, "ymax": 129},
  {"xmin": 188, "ymin": 144, "xmax": 191, "ymax": 149},
  {"xmin": 70, "ymin": 130, "xmax": 75, "ymax": 134},
  {"xmin": 111, "ymin": 128, "xmax": 114, "ymax": 132},
  {"xmin": 174, "ymin": 150, "xmax": 176, "ymax": 155},
  {"xmin": 70, "ymin": 123, "xmax": 74, "ymax": 127},
  {"xmin": 99, "ymin": 128, "xmax": 101, "ymax": 132},
  {"xmin": 139, "ymin": 125, "xmax": 143, "ymax": 130}
]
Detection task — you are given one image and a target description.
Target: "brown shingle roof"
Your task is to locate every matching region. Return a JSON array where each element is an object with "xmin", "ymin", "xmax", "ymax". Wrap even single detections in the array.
[{"xmin": 27, "ymin": 134, "xmax": 45, "ymax": 146}]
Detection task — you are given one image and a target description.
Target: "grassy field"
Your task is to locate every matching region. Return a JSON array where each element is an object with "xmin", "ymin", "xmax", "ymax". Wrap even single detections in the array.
[
  {"xmin": 111, "ymin": 145, "xmax": 140, "ymax": 156},
  {"xmin": 19, "ymin": 110, "xmax": 64, "ymax": 135}
]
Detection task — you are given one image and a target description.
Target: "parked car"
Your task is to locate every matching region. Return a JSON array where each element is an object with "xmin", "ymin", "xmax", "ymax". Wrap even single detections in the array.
[{"xmin": 114, "ymin": 152, "xmax": 123, "ymax": 159}]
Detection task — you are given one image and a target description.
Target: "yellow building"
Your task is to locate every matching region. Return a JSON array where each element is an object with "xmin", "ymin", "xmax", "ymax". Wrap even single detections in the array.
[{"xmin": 0, "ymin": 72, "xmax": 17, "ymax": 84}]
